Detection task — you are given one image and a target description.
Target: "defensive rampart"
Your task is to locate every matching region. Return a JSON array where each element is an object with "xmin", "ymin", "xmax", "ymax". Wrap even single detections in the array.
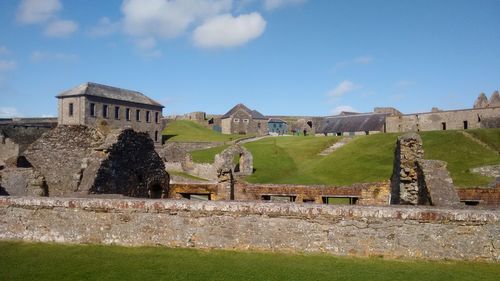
[{"xmin": 0, "ymin": 197, "xmax": 498, "ymax": 261}]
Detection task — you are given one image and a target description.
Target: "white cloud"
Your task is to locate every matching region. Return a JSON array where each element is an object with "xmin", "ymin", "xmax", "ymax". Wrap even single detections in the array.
[
  {"xmin": 263, "ymin": 0, "xmax": 306, "ymax": 10},
  {"xmin": 331, "ymin": 105, "xmax": 357, "ymax": 115},
  {"xmin": 121, "ymin": 0, "xmax": 232, "ymax": 38},
  {"xmin": 0, "ymin": 107, "xmax": 22, "ymax": 118},
  {"xmin": 193, "ymin": 12, "xmax": 266, "ymax": 48},
  {"xmin": 0, "ymin": 60, "xmax": 17, "ymax": 72},
  {"xmin": 353, "ymin": 56, "xmax": 373, "ymax": 64},
  {"xmin": 44, "ymin": 19, "xmax": 78, "ymax": 37},
  {"xmin": 30, "ymin": 51, "xmax": 78, "ymax": 62},
  {"xmin": 327, "ymin": 80, "xmax": 361, "ymax": 97},
  {"xmin": 134, "ymin": 37, "xmax": 163, "ymax": 58},
  {"xmin": 16, "ymin": 0, "xmax": 61, "ymax": 24},
  {"xmin": 0, "ymin": 46, "xmax": 9, "ymax": 55},
  {"xmin": 87, "ymin": 17, "xmax": 121, "ymax": 38}
]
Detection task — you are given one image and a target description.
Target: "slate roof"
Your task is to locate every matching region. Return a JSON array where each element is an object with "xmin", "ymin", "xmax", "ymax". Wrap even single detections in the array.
[
  {"xmin": 268, "ymin": 118, "xmax": 287, "ymax": 123},
  {"xmin": 321, "ymin": 113, "xmax": 388, "ymax": 133},
  {"xmin": 56, "ymin": 82, "xmax": 163, "ymax": 108},
  {"xmin": 221, "ymin": 103, "xmax": 266, "ymax": 119}
]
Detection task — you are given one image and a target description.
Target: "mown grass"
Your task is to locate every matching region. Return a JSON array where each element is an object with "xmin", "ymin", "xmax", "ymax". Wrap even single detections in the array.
[
  {"xmin": 420, "ymin": 130, "xmax": 500, "ymax": 187},
  {"xmin": 191, "ymin": 145, "xmax": 229, "ymax": 163},
  {"xmin": 466, "ymin": 128, "xmax": 500, "ymax": 152},
  {"xmin": 1, "ymin": 242, "xmax": 498, "ymax": 281},
  {"xmin": 162, "ymin": 120, "xmax": 247, "ymax": 142},
  {"xmin": 167, "ymin": 170, "xmax": 209, "ymax": 182}
]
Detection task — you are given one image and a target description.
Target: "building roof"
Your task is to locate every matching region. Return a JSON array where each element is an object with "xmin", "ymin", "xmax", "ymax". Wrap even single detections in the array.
[
  {"xmin": 268, "ymin": 118, "xmax": 287, "ymax": 123},
  {"xmin": 321, "ymin": 113, "xmax": 388, "ymax": 133},
  {"xmin": 56, "ymin": 82, "xmax": 164, "ymax": 108},
  {"xmin": 221, "ymin": 103, "xmax": 266, "ymax": 119}
]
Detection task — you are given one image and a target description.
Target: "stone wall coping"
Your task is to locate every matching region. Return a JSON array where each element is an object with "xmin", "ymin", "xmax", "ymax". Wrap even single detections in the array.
[{"xmin": 1, "ymin": 196, "xmax": 498, "ymax": 223}]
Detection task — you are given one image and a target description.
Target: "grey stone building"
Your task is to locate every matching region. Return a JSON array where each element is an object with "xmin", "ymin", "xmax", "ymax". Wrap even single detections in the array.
[
  {"xmin": 57, "ymin": 82, "xmax": 164, "ymax": 143},
  {"xmin": 221, "ymin": 104, "xmax": 268, "ymax": 135}
]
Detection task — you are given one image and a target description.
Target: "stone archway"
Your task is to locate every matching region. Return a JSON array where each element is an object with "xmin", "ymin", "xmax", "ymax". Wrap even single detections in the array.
[{"xmin": 214, "ymin": 144, "xmax": 253, "ymax": 176}]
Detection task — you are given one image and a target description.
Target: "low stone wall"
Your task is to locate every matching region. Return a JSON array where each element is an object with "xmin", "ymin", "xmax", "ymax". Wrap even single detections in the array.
[{"xmin": 0, "ymin": 197, "xmax": 498, "ymax": 261}]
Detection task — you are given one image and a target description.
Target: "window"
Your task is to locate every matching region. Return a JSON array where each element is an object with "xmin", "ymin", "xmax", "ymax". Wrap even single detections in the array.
[
  {"xmin": 261, "ymin": 195, "xmax": 296, "ymax": 202},
  {"xmin": 126, "ymin": 108, "xmax": 131, "ymax": 121},
  {"xmin": 463, "ymin": 120, "xmax": 468, "ymax": 130},
  {"xmin": 68, "ymin": 103, "xmax": 74, "ymax": 117},
  {"xmin": 146, "ymin": 111, "xmax": 151, "ymax": 123},
  {"xmin": 322, "ymin": 197, "xmax": 358, "ymax": 205},
  {"xmin": 155, "ymin": 112, "xmax": 159, "ymax": 123},
  {"xmin": 234, "ymin": 118, "xmax": 240, "ymax": 123},
  {"xmin": 154, "ymin": 130, "xmax": 159, "ymax": 142},
  {"xmin": 136, "ymin": 109, "xmax": 141, "ymax": 121},
  {"xmin": 257, "ymin": 122, "xmax": 261, "ymax": 128},
  {"xmin": 441, "ymin": 122, "xmax": 446, "ymax": 131},
  {"xmin": 243, "ymin": 119, "xmax": 249, "ymax": 123},
  {"xmin": 90, "ymin": 103, "xmax": 96, "ymax": 117},
  {"xmin": 114, "ymin": 106, "xmax": 120, "ymax": 119},
  {"xmin": 103, "ymin": 105, "xmax": 109, "ymax": 118}
]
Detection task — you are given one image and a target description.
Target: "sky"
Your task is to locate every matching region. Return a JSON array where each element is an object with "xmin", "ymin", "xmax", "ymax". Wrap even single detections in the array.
[{"xmin": 0, "ymin": 0, "xmax": 499, "ymax": 118}]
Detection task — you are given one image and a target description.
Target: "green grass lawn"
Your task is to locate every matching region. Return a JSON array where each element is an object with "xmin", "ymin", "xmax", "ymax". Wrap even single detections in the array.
[
  {"xmin": 167, "ymin": 170, "xmax": 209, "ymax": 182},
  {"xmin": 1, "ymin": 242, "xmax": 498, "ymax": 281},
  {"xmin": 466, "ymin": 128, "xmax": 500, "ymax": 152},
  {"xmin": 420, "ymin": 130, "xmax": 500, "ymax": 187},
  {"xmin": 185, "ymin": 129, "xmax": 500, "ymax": 187},
  {"xmin": 162, "ymin": 120, "xmax": 248, "ymax": 142},
  {"xmin": 191, "ymin": 145, "xmax": 229, "ymax": 163}
]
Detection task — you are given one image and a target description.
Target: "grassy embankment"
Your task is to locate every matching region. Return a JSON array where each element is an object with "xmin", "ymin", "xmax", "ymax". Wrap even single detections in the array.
[
  {"xmin": 190, "ymin": 129, "xmax": 500, "ymax": 187},
  {"xmin": 162, "ymin": 120, "xmax": 249, "ymax": 142},
  {"xmin": 1, "ymin": 242, "xmax": 498, "ymax": 281}
]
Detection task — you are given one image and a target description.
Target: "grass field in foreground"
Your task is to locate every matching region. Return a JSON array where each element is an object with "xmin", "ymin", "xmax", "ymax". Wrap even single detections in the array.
[
  {"xmin": 1, "ymin": 242, "xmax": 498, "ymax": 281},
  {"xmin": 162, "ymin": 120, "xmax": 248, "ymax": 142}
]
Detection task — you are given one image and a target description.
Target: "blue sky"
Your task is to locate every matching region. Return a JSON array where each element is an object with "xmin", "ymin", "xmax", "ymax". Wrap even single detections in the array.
[{"xmin": 0, "ymin": 0, "xmax": 499, "ymax": 117}]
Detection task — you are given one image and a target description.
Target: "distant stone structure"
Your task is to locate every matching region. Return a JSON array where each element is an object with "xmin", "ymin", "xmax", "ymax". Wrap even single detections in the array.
[
  {"xmin": 221, "ymin": 104, "xmax": 268, "ymax": 135},
  {"xmin": 321, "ymin": 112, "xmax": 389, "ymax": 136},
  {"xmin": 386, "ymin": 92, "xmax": 500, "ymax": 133},
  {"xmin": 267, "ymin": 118, "xmax": 288, "ymax": 134},
  {"xmin": 57, "ymin": 82, "xmax": 164, "ymax": 143}
]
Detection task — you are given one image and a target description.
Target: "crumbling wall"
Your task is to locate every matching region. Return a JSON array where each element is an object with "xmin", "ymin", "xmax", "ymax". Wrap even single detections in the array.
[
  {"xmin": 416, "ymin": 160, "xmax": 461, "ymax": 207},
  {"xmin": 390, "ymin": 133, "xmax": 424, "ymax": 204},
  {"xmin": 214, "ymin": 144, "xmax": 253, "ymax": 176},
  {"xmin": 24, "ymin": 125, "xmax": 105, "ymax": 196},
  {"xmin": 391, "ymin": 133, "xmax": 461, "ymax": 206},
  {"xmin": 0, "ymin": 167, "xmax": 47, "ymax": 197},
  {"xmin": 1, "ymin": 197, "xmax": 498, "ymax": 261},
  {"xmin": 78, "ymin": 129, "xmax": 169, "ymax": 198}
]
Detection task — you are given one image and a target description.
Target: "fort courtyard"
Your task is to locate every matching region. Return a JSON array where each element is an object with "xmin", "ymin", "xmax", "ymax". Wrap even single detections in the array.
[{"xmin": 1, "ymin": 1, "xmax": 500, "ymax": 280}]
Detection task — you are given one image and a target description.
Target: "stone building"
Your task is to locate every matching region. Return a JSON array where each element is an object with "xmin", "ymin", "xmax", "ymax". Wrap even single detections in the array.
[
  {"xmin": 268, "ymin": 118, "xmax": 288, "ymax": 134},
  {"xmin": 220, "ymin": 104, "xmax": 268, "ymax": 135},
  {"xmin": 57, "ymin": 82, "xmax": 164, "ymax": 143},
  {"xmin": 320, "ymin": 113, "xmax": 389, "ymax": 136}
]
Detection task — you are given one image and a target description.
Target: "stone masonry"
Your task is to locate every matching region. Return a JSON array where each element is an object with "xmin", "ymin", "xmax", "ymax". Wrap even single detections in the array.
[
  {"xmin": 0, "ymin": 197, "xmax": 498, "ymax": 261},
  {"xmin": 391, "ymin": 133, "xmax": 424, "ymax": 204},
  {"xmin": 78, "ymin": 129, "xmax": 170, "ymax": 198}
]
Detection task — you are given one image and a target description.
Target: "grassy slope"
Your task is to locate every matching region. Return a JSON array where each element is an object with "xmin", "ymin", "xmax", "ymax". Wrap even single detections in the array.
[
  {"xmin": 1, "ymin": 242, "xmax": 498, "ymax": 281},
  {"xmin": 244, "ymin": 136, "xmax": 339, "ymax": 184},
  {"xmin": 191, "ymin": 145, "xmax": 229, "ymax": 163},
  {"xmin": 162, "ymin": 120, "xmax": 247, "ymax": 142},
  {"xmin": 466, "ymin": 128, "xmax": 500, "ymax": 152},
  {"xmin": 420, "ymin": 130, "xmax": 500, "ymax": 187},
  {"xmin": 185, "ymin": 129, "xmax": 500, "ymax": 187}
]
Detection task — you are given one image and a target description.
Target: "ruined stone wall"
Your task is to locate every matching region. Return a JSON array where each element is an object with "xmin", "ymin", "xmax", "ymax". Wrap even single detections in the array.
[
  {"xmin": 385, "ymin": 107, "xmax": 500, "ymax": 133},
  {"xmin": 458, "ymin": 186, "xmax": 500, "ymax": 205},
  {"xmin": 0, "ymin": 125, "xmax": 54, "ymax": 164},
  {"xmin": 159, "ymin": 142, "xmax": 224, "ymax": 163},
  {"xmin": 24, "ymin": 126, "xmax": 105, "ymax": 196},
  {"xmin": 168, "ymin": 181, "xmax": 390, "ymax": 205},
  {"xmin": 78, "ymin": 129, "xmax": 169, "ymax": 198},
  {"xmin": 0, "ymin": 197, "xmax": 498, "ymax": 261},
  {"xmin": 390, "ymin": 133, "xmax": 424, "ymax": 205}
]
